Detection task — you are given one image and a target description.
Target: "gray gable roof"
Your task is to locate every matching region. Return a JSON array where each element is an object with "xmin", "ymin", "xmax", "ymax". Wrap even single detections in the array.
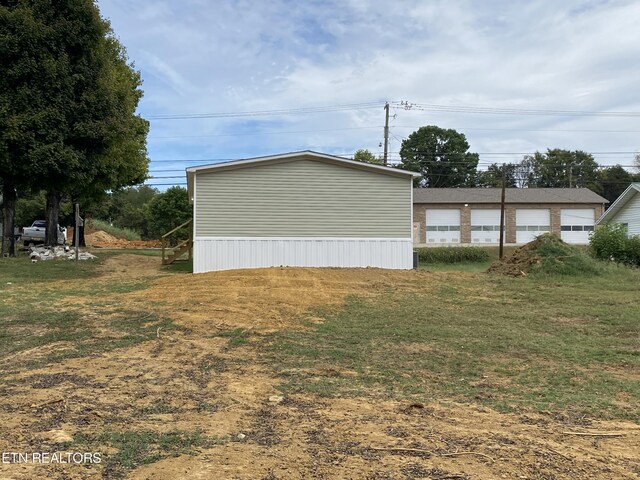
[{"xmin": 413, "ymin": 188, "xmax": 608, "ymax": 204}]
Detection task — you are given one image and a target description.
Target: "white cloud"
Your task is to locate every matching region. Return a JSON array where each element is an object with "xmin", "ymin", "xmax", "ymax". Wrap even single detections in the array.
[{"xmin": 97, "ymin": 0, "xmax": 640, "ymax": 183}]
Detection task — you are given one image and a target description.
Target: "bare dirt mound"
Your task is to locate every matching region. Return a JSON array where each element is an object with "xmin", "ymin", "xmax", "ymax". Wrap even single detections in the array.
[
  {"xmin": 85, "ymin": 230, "xmax": 119, "ymax": 245},
  {"xmin": 487, "ymin": 242, "xmax": 541, "ymax": 276},
  {"xmin": 84, "ymin": 229, "xmax": 162, "ymax": 249}
]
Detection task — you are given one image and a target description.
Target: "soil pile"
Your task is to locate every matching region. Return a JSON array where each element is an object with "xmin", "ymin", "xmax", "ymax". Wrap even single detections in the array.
[
  {"xmin": 85, "ymin": 230, "xmax": 119, "ymax": 245},
  {"xmin": 487, "ymin": 234, "xmax": 599, "ymax": 276},
  {"xmin": 84, "ymin": 230, "xmax": 162, "ymax": 248}
]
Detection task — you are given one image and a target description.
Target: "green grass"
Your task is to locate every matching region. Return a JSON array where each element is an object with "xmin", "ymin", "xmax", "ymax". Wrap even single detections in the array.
[
  {"xmin": 415, "ymin": 246, "xmax": 490, "ymax": 264},
  {"xmin": 266, "ymin": 268, "xmax": 640, "ymax": 421},
  {"xmin": 90, "ymin": 219, "xmax": 142, "ymax": 241},
  {"xmin": 420, "ymin": 261, "xmax": 492, "ymax": 272},
  {"xmin": 0, "ymin": 253, "xmax": 102, "ymax": 284},
  {"xmin": 220, "ymin": 328, "xmax": 250, "ymax": 348},
  {"xmin": 71, "ymin": 430, "xmax": 223, "ymax": 479},
  {"xmin": 0, "ymin": 254, "xmax": 178, "ymax": 369}
]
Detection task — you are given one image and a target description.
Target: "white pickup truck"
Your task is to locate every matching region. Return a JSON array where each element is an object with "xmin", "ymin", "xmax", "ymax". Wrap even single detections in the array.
[{"xmin": 21, "ymin": 220, "xmax": 67, "ymax": 246}]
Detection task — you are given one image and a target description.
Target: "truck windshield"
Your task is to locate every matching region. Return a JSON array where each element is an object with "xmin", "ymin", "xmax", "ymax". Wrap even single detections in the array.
[{"xmin": 33, "ymin": 221, "xmax": 46, "ymax": 228}]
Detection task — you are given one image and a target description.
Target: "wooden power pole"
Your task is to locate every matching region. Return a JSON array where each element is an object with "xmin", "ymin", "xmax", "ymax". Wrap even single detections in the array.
[
  {"xmin": 499, "ymin": 166, "xmax": 506, "ymax": 259},
  {"xmin": 383, "ymin": 102, "xmax": 389, "ymax": 166}
]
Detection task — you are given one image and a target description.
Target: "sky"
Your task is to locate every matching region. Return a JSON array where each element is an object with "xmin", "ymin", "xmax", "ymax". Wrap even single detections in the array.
[{"xmin": 96, "ymin": 0, "xmax": 640, "ymax": 189}]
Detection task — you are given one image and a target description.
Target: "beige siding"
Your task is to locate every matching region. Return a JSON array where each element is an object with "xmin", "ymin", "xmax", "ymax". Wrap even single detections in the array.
[{"xmin": 195, "ymin": 159, "xmax": 411, "ymax": 237}]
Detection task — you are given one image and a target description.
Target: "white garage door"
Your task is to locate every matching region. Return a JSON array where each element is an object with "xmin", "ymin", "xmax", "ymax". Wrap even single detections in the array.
[
  {"xmin": 425, "ymin": 209, "xmax": 460, "ymax": 244},
  {"xmin": 516, "ymin": 209, "xmax": 550, "ymax": 244},
  {"xmin": 471, "ymin": 209, "xmax": 502, "ymax": 244},
  {"xmin": 561, "ymin": 209, "xmax": 595, "ymax": 244}
]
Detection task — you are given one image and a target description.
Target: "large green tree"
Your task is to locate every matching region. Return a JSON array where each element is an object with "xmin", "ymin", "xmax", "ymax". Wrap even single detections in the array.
[
  {"xmin": 0, "ymin": 0, "xmax": 148, "ymax": 250},
  {"xmin": 525, "ymin": 149, "xmax": 598, "ymax": 189},
  {"xmin": 144, "ymin": 187, "xmax": 191, "ymax": 240},
  {"xmin": 398, "ymin": 126, "xmax": 479, "ymax": 187},
  {"xmin": 595, "ymin": 165, "xmax": 635, "ymax": 203}
]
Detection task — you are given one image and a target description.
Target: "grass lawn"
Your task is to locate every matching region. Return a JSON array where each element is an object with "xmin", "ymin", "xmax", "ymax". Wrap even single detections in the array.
[
  {"xmin": 0, "ymin": 252, "xmax": 178, "ymax": 370},
  {"xmin": 0, "ymin": 250, "xmax": 639, "ymax": 478},
  {"xmin": 267, "ymin": 265, "xmax": 640, "ymax": 421}
]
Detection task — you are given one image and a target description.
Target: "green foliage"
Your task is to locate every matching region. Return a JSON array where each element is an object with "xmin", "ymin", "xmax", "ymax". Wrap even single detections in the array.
[
  {"xmin": 525, "ymin": 149, "xmax": 599, "ymax": 189},
  {"xmin": 476, "ymin": 163, "xmax": 518, "ymax": 187},
  {"xmin": 415, "ymin": 246, "xmax": 489, "ymax": 264},
  {"xmin": 145, "ymin": 186, "xmax": 191, "ymax": 239},
  {"xmin": 14, "ymin": 191, "xmax": 46, "ymax": 227},
  {"xmin": 90, "ymin": 219, "xmax": 141, "ymax": 241},
  {"xmin": 529, "ymin": 234, "xmax": 605, "ymax": 276},
  {"xmin": 399, "ymin": 126, "xmax": 479, "ymax": 187},
  {"xmin": 0, "ymin": 0, "xmax": 149, "ymax": 245},
  {"xmin": 352, "ymin": 149, "xmax": 383, "ymax": 165},
  {"xmin": 594, "ymin": 165, "xmax": 636, "ymax": 203},
  {"xmin": 590, "ymin": 223, "xmax": 640, "ymax": 267}
]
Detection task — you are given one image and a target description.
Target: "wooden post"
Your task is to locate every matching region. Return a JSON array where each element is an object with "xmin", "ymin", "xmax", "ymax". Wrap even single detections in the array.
[
  {"xmin": 499, "ymin": 166, "xmax": 506, "ymax": 259},
  {"xmin": 74, "ymin": 203, "xmax": 80, "ymax": 263}
]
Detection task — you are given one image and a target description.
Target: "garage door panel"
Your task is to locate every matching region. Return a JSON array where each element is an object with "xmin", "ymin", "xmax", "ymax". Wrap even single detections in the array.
[
  {"xmin": 426, "ymin": 209, "xmax": 460, "ymax": 244},
  {"xmin": 516, "ymin": 209, "xmax": 550, "ymax": 244},
  {"xmin": 561, "ymin": 208, "xmax": 594, "ymax": 244},
  {"xmin": 471, "ymin": 209, "xmax": 501, "ymax": 243}
]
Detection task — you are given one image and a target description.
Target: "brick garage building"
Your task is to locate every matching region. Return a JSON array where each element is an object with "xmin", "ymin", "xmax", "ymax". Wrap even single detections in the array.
[{"xmin": 413, "ymin": 188, "xmax": 607, "ymax": 246}]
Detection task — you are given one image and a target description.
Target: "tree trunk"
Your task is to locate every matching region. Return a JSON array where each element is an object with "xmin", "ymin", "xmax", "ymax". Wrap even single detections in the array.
[
  {"xmin": 45, "ymin": 190, "xmax": 61, "ymax": 246},
  {"xmin": 2, "ymin": 183, "xmax": 17, "ymax": 257},
  {"xmin": 79, "ymin": 211, "xmax": 87, "ymax": 247}
]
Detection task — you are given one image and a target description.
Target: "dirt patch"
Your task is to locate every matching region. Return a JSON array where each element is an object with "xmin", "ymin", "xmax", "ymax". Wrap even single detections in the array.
[
  {"xmin": 126, "ymin": 267, "xmax": 431, "ymax": 332},
  {"xmin": 97, "ymin": 253, "xmax": 164, "ymax": 278},
  {"xmin": 1, "ymin": 259, "xmax": 638, "ymax": 479},
  {"xmin": 487, "ymin": 240, "xmax": 542, "ymax": 276}
]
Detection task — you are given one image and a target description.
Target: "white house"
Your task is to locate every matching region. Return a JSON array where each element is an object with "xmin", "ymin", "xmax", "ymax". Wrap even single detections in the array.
[{"xmin": 596, "ymin": 183, "xmax": 640, "ymax": 237}]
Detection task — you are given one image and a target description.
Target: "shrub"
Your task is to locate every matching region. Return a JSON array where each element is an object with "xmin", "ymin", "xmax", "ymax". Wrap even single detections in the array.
[
  {"xmin": 415, "ymin": 246, "xmax": 490, "ymax": 264},
  {"xmin": 590, "ymin": 224, "xmax": 640, "ymax": 267},
  {"xmin": 89, "ymin": 219, "xmax": 141, "ymax": 241}
]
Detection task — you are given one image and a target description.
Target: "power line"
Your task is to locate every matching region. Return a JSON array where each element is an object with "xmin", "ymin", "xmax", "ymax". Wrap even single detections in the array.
[{"xmin": 391, "ymin": 101, "xmax": 640, "ymax": 118}]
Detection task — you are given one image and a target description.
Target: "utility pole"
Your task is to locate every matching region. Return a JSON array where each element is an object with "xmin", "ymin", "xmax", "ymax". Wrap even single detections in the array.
[
  {"xmin": 499, "ymin": 165, "xmax": 506, "ymax": 259},
  {"xmin": 383, "ymin": 102, "xmax": 389, "ymax": 166},
  {"xmin": 569, "ymin": 166, "xmax": 573, "ymax": 188}
]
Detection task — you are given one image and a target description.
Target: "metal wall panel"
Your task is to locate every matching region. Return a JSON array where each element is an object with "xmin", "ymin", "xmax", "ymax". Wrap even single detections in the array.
[{"xmin": 193, "ymin": 237, "xmax": 413, "ymax": 272}]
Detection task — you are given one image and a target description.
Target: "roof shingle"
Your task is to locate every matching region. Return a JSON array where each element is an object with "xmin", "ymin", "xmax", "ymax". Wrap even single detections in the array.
[{"xmin": 413, "ymin": 188, "xmax": 608, "ymax": 204}]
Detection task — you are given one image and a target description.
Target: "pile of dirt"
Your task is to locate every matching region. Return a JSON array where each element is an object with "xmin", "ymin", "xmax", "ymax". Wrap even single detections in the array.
[
  {"xmin": 487, "ymin": 234, "xmax": 598, "ymax": 277},
  {"xmin": 84, "ymin": 230, "xmax": 162, "ymax": 249},
  {"xmin": 85, "ymin": 230, "xmax": 119, "ymax": 245}
]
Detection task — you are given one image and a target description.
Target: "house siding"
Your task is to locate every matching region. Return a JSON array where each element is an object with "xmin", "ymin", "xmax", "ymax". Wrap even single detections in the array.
[
  {"xmin": 609, "ymin": 193, "xmax": 640, "ymax": 237},
  {"xmin": 195, "ymin": 158, "xmax": 411, "ymax": 238},
  {"xmin": 413, "ymin": 203, "xmax": 604, "ymax": 245}
]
